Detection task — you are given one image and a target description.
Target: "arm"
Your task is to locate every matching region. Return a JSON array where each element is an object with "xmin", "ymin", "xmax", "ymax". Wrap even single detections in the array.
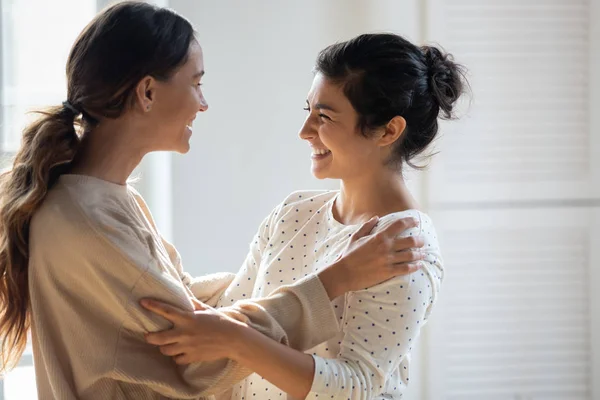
[
  {"xmin": 306, "ymin": 271, "xmax": 436, "ymax": 399},
  {"xmin": 131, "ymin": 188, "xmax": 236, "ymax": 306},
  {"xmin": 221, "ymin": 214, "xmax": 443, "ymax": 400},
  {"xmin": 153, "ymin": 198, "xmax": 341, "ymax": 350},
  {"xmin": 222, "ymin": 270, "xmax": 433, "ymax": 400},
  {"xmin": 200, "ymin": 214, "xmax": 428, "ymax": 351},
  {"xmin": 230, "ymin": 234, "xmax": 441, "ymax": 399},
  {"xmin": 115, "ymin": 256, "xmax": 335, "ymax": 398},
  {"xmin": 111, "ymin": 191, "xmax": 425, "ymax": 398},
  {"xmin": 102, "ymin": 192, "xmax": 325, "ymax": 397},
  {"xmin": 141, "ymin": 216, "xmax": 432, "ymax": 399}
]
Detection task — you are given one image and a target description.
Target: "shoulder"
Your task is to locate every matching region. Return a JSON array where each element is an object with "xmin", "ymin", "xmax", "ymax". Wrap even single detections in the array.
[
  {"xmin": 278, "ymin": 190, "xmax": 337, "ymax": 214},
  {"xmin": 253, "ymin": 190, "xmax": 336, "ymax": 241},
  {"xmin": 31, "ymin": 181, "xmax": 154, "ymax": 268},
  {"xmin": 349, "ymin": 211, "xmax": 444, "ymax": 313},
  {"xmin": 373, "ymin": 210, "xmax": 443, "ymax": 279},
  {"xmin": 267, "ymin": 189, "xmax": 337, "ymax": 226},
  {"xmin": 374, "ymin": 210, "xmax": 438, "ymax": 247},
  {"xmin": 260, "ymin": 190, "xmax": 337, "ymax": 225}
]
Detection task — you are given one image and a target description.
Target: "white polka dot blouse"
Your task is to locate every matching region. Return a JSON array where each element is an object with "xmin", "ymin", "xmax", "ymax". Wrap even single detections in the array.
[{"xmin": 217, "ymin": 190, "xmax": 444, "ymax": 399}]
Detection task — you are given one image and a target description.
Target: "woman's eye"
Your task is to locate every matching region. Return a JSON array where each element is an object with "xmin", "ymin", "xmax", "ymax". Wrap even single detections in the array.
[{"xmin": 303, "ymin": 106, "xmax": 330, "ymax": 121}]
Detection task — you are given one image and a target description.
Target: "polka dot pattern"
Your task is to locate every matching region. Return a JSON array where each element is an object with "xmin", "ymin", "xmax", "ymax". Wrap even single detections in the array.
[{"xmin": 217, "ymin": 191, "xmax": 444, "ymax": 399}]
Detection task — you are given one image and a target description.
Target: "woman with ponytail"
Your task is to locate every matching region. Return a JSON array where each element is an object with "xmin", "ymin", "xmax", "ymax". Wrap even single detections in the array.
[
  {"xmin": 0, "ymin": 3, "xmax": 425, "ymax": 399},
  {"xmin": 0, "ymin": 103, "xmax": 81, "ymax": 370}
]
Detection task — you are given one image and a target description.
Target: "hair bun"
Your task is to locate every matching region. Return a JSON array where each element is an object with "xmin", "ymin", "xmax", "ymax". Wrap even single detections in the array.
[{"xmin": 421, "ymin": 45, "xmax": 465, "ymax": 119}]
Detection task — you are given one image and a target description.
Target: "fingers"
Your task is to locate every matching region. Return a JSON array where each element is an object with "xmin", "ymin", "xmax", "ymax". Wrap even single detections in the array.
[
  {"xmin": 393, "ymin": 236, "xmax": 425, "ymax": 253},
  {"xmin": 145, "ymin": 329, "xmax": 179, "ymax": 346},
  {"xmin": 174, "ymin": 353, "xmax": 192, "ymax": 365},
  {"xmin": 390, "ymin": 249, "xmax": 424, "ymax": 265},
  {"xmin": 350, "ymin": 216, "xmax": 380, "ymax": 242},
  {"xmin": 389, "ymin": 262, "xmax": 423, "ymax": 277},
  {"xmin": 221, "ymin": 308, "xmax": 249, "ymax": 324},
  {"xmin": 191, "ymin": 298, "xmax": 208, "ymax": 311},
  {"xmin": 378, "ymin": 217, "xmax": 419, "ymax": 239},
  {"xmin": 140, "ymin": 299, "xmax": 186, "ymax": 323},
  {"xmin": 158, "ymin": 343, "xmax": 184, "ymax": 357}
]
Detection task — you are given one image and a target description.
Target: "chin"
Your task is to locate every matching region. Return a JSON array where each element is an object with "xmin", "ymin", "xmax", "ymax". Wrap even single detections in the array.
[
  {"xmin": 176, "ymin": 132, "xmax": 192, "ymax": 153},
  {"xmin": 167, "ymin": 139, "xmax": 190, "ymax": 154},
  {"xmin": 311, "ymin": 168, "xmax": 332, "ymax": 180},
  {"xmin": 177, "ymin": 142, "xmax": 191, "ymax": 154}
]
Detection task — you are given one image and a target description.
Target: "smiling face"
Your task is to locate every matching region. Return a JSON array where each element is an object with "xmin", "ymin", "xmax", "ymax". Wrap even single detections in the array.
[
  {"xmin": 135, "ymin": 40, "xmax": 208, "ymax": 153},
  {"xmin": 298, "ymin": 73, "xmax": 387, "ymax": 181}
]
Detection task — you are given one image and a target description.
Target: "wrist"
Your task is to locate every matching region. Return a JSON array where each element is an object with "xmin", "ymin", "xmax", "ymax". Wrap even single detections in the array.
[
  {"xmin": 317, "ymin": 260, "xmax": 347, "ymax": 300},
  {"xmin": 230, "ymin": 324, "xmax": 262, "ymax": 364},
  {"xmin": 226, "ymin": 320, "xmax": 252, "ymax": 361}
]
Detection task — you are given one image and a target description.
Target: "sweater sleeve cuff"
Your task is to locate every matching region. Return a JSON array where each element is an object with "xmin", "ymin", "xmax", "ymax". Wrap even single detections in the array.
[
  {"xmin": 188, "ymin": 272, "xmax": 236, "ymax": 307},
  {"xmin": 268, "ymin": 273, "xmax": 339, "ymax": 349},
  {"xmin": 294, "ymin": 274, "xmax": 339, "ymax": 342}
]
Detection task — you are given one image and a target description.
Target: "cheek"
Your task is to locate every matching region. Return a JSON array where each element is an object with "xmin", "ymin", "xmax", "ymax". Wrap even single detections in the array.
[
  {"xmin": 320, "ymin": 126, "xmax": 364, "ymax": 157},
  {"xmin": 317, "ymin": 125, "xmax": 343, "ymax": 149},
  {"xmin": 169, "ymin": 86, "xmax": 198, "ymax": 109}
]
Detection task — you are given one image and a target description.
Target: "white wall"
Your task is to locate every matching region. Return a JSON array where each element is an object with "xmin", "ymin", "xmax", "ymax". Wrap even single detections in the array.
[
  {"xmin": 590, "ymin": 0, "xmax": 600, "ymax": 395},
  {"xmin": 168, "ymin": 0, "xmax": 422, "ymax": 276}
]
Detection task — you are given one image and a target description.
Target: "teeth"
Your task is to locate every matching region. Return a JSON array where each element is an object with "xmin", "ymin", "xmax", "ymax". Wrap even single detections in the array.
[{"xmin": 312, "ymin": 148, "xmax": 331, "ymax": 156}]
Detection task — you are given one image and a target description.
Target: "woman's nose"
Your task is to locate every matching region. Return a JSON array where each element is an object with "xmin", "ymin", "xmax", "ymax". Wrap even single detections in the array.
[{"xmin": 298, "ymin": 118, "xmax": 316, "ymax": 140}]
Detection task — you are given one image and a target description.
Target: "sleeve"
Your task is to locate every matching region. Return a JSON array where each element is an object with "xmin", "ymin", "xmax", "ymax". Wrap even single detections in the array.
[
  {"xmin": 129, "ymin": 187, "xmax": 236, "ymax": 307},
  {"xmin": 155, "ymin": 193, "xmax": 339, "ymax": 351},
  {"xmin": 161, "ymin": 218, "xmax": 339, "ymax": 353},
  {"xmin": 161, "ymin": 234, "xmax": 236, "ymax": 307},
  {"xmin": 307, "ymin": 214, "xmax": 444, "ymax": 399},
  {"xmin": 132, "ymin": 188, "xmax": 330, "ymax": 331},
  {"xmin": 113, "ymin": 259, "xmax": 339, "ymax": 399},
  {"xmin": 114, "ymin": 192, "xmax": 339, "ymax": 397},
  {"xmin": 212, "ymin": 206, "xmax": 341, "ymax": 351}
]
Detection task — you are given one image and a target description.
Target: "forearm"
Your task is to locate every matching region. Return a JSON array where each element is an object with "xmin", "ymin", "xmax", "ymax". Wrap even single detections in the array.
[
  {"xmin": 316, "ymin": 260, "xmax": 346, "ymax": 300},
  {"xmin": 233, "ymin": 325, "xmax": 315, "ymax": 399},
  {"xmin": 229, "ymin": 274, "xmax": 339, "ymax": 351}
]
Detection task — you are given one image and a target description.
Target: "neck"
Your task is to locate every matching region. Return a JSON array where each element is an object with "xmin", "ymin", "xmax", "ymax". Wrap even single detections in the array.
[
  {"xmin": 334, "ymin": 168, "xmax": 418, "ymax": 225},
  {"xmin": 70, "ymin": 120, "xmax": 148, "ymax": 185}
]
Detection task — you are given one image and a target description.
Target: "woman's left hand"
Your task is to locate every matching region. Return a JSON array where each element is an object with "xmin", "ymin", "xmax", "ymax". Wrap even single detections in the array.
[{"xmin": 140, "ymin": 298, "xmax": 248, "ymax": 365}]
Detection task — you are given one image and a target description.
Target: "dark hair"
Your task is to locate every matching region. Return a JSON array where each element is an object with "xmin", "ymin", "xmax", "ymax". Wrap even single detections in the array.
[
  {"xmin": 0, "ymin": 1, "xmax": 195, "ymax": 372},
  {"xmin": 315, "ymin": 33, "xmax": 467, "ymax": 169}
]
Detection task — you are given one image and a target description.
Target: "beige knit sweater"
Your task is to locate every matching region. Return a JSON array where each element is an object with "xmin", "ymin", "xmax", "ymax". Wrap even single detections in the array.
[{"xmin": 28, "ymin": 175, "xmax": 338, "ymax": 399}]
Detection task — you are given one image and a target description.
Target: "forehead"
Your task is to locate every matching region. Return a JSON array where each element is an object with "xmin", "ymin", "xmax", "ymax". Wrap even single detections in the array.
[
  {"xmin": 308, "ymin": 73, "xmax": 338, "ymax": 99},
  {"xmin": 189, "ymin": 40, "xmax": 204, "ymax": 68},
  {"xmin": 178, "ymin": 40, "xmax": 204, "ymax": 75},
  {"xmin": 308, "ymin": 73, "xmax": 354, "ymax": 111}
]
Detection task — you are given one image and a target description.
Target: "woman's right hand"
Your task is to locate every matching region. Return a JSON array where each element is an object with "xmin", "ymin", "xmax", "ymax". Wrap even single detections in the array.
[{"xmin": 317, "ymin": 216, "xmax": 424, "ymax": 299}]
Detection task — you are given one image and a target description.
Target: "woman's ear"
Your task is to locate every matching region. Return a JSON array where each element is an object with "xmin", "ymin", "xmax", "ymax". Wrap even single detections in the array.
[
  {"xmin": 134, "ymin": 76, "xmax": 156, "ymax": 112},
  {"xmin": 378, "ymin": 116, "xmax": 406, "ymax": 147}
]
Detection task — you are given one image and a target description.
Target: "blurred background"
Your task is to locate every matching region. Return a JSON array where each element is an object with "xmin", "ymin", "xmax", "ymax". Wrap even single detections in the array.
[{"xmin": 1, "ymin": 0, "xmax": 598, "ymax": 399}]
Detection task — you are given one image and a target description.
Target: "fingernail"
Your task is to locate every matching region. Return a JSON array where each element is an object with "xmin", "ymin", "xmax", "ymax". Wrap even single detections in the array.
[{"xmin": 140, "ymin": 299, "xmax": 151, "ymax": 307}]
